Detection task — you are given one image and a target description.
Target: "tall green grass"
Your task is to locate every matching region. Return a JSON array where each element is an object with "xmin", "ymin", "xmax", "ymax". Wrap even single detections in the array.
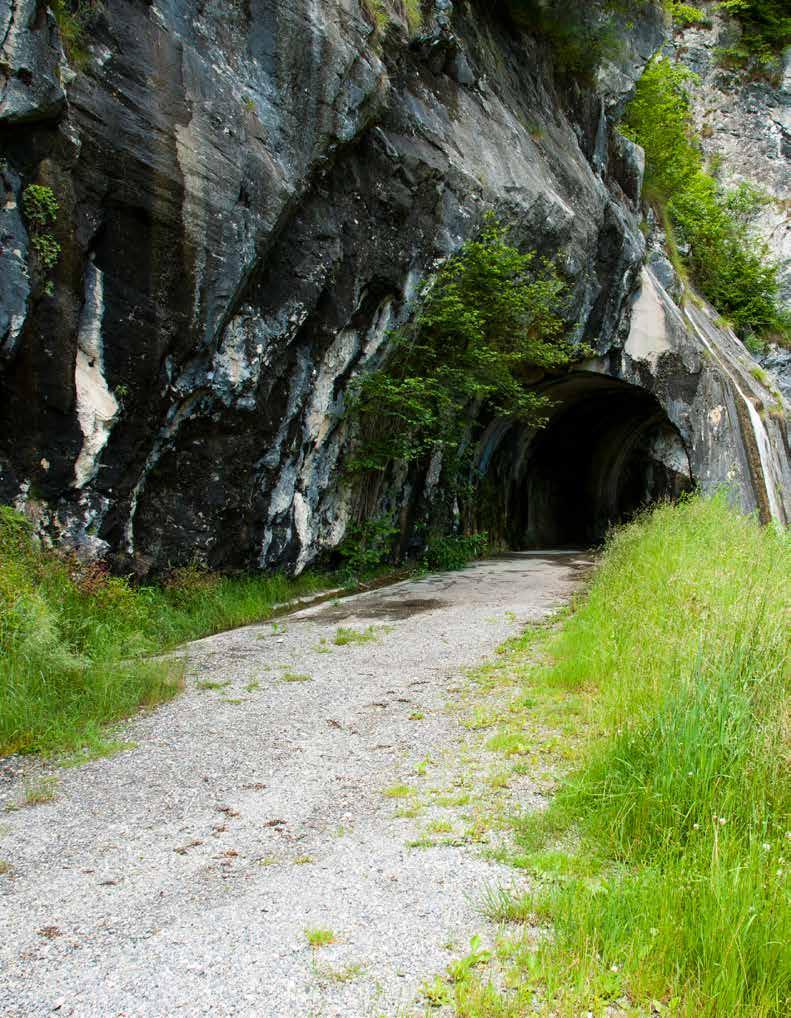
[
  {"xmin": 465, "ymin": 494, "xmax": 789, "ymax": 1016},
  {"xmin": 0, "ymin": 507, "xmax": 328, "ymax": 756}
]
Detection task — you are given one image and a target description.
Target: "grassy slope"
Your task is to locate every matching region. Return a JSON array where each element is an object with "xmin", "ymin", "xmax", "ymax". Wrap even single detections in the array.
[
  {"xmin": 0, "ymin": 507, "xmax": 329, "ymax": 756},
  {"xmin": 452, "ymin": 494, "xmax": 789, "ymax": 1017}
]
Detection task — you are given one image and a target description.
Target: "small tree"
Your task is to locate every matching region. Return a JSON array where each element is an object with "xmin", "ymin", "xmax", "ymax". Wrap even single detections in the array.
[{"xmin": 347, "ymin": 215, "xmax": 576, "ymax": 476}]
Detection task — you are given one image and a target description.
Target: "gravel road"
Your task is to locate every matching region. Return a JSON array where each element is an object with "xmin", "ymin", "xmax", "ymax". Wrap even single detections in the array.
[{"xmin": 0, "ymin": 552, "xmax": 591, "ymax": 1018}]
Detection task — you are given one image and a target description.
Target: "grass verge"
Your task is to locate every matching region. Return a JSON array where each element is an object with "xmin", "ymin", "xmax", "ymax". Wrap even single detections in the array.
[
  {"xmin": 448, "ymin": 493, "xmax": 790, "ymax": 1017},
  {"xmin": 0, "ymin": 507, "xmax": 332, "ymax": 757}
]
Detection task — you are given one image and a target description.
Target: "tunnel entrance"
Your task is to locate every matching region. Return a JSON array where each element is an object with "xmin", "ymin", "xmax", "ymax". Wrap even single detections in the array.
[{"xmin": 479, "ymin": 373, "xmax": 693, "ymax": 548}]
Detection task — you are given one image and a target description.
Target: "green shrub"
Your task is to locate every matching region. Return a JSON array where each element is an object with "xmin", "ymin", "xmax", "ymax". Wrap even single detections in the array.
[
  {"xmin": 668, "ymin": 2, "xmax": 711, "ymax": 28},
  {"xmin": 421, "ymin": 532, "xmax": 489, "ymax": 571},
  {"xmin": 21, "ymin": 184, "xmax": 61, "ymax": 280},
  {"xmin": 346, "ymin": 215, "xmax": 577, "ymax": 574},
  {"xmin": 622, "ymin": 57, "xmax": 786, "ymax": 339},
  {"xmin": 717, "ymin": 0, "xmax": 791, "ymax": 77},
  {"xmin": 30, "ymin": 234, "xmax": 61, "ymax": 270},
  {"xmin": 337, "ymin": 515, "xmax": 399, "ymax": 575},
  {"xmin": 21, "ymin": 185, "xmax": 59, "ymax": 226},
  {"xmin": 347, "ymin": 215, "xmax": 575, "ymax": 476}
]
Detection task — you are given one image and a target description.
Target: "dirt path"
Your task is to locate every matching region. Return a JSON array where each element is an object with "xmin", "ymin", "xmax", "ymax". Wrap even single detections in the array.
[{"xmin": 0, "ymin": 553, "xmax": 591, "ymax": 1018}]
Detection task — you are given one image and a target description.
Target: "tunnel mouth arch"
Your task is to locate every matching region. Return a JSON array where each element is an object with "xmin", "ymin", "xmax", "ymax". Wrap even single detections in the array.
[{"xmin": 477, "ymin": 372, "xmax": 694, "ymax": 548}]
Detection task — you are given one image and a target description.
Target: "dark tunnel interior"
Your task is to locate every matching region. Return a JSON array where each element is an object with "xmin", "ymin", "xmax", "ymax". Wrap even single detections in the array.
[{"xmin": 478, "ymin": 373, "xmax": 694, "ymax": 548}]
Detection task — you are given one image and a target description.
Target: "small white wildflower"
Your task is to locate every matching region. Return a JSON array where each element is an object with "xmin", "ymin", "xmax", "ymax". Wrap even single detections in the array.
[
  {"xmin": 762, "ymin": 843, "xmax": 771, "ymax": 851},
  {"xmin": 687, "ymin": 771, "xmax": 693, "ymax": 777},
  {"xmin": 693, "ymin": 823, "xmax": 700, "ymax": 830},
  {"xmin": 610, "ymin": 964, "xmax": 619, "ymax": 973},
  {"xmin": 719, "ymin": 817, "xmax": 727, "ymax": 826}
]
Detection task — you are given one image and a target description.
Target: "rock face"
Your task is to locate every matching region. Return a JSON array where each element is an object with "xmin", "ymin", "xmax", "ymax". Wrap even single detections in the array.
[{"xmin": 0, "ymin": 0, "xmax": 789, "ymax": 575}]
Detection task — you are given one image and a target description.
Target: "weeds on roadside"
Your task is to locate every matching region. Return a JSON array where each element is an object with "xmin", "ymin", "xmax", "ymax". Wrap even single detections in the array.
[
  {"xmin": 305, "ymin": 927, "xmax": 336, "ymax": 948},
  {"xmin": 333, "ymin": 626, "xmax": 381, "ymax": 646},
  {"xmin": 6, "ymin": 775, "xmax": 59, "ymax": 810},
  {"xmin": 383, "ymin": 784, "xmax": 414, "ymax": 799},
  {"xmin": 315, "ymin": 960, "xmax": 364, "ymax": 983}
]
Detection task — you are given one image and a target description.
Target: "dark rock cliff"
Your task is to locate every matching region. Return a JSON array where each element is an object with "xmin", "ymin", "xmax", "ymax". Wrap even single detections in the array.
[{"xmin": 1, "ymin": 0, "xmax": 789, "ymax": 575}]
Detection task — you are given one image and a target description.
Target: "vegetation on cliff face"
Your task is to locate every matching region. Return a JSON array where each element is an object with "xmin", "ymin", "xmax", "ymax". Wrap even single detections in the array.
[
  {"xmin": 449, "ymin": 494, "xmax": 790, "ymax": 1016},
  {"xmin": 50, "ymin": 0, "xmax": 104, "ymax": 67},
  {"xmin": 504, "ymin": 0, "xmax": 645, "ymax": 78},
  {"xmin": 515, "ymin": 0, "xmax": 791, "ymax": 75},
  {"xmin": 21, "ymin": 184, "xmax": 60, "ymax": 294},
  {"xmin": 717, "ymin": 0, "xmax": 791, "ymax": 76},
  {"xmin": 668, "ymin": 2, "xmax": 712, "ymax": 28},
  {"xmin": 360, "ymin": 0, "xmax": 423, "ymax": 37},
  {"xmin": 348, "ymin": 217, "xmax": 574, "ymax": 473},
  {"xmin": 622, "ymin": 57, "xmax": 788, "ymax": 342}
]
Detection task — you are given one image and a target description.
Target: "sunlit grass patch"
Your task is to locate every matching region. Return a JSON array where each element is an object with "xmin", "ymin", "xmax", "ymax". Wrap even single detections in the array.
[
  {"xmin": 383, "ymin": 783, "xmax": 414, "ymax": 799},
  {"xmin": 480, "ymin": 885, "xmax": 535, "ymax": 925},
  {"xmin": 315, "ymin": 960, "xmax": 364, "ymax": 983},
  {"xmin": 305, "ymin": 927, "xmax": 336, "ymax": 948},
  {"xmin": 280, "ymin": 672, "xmax": 312, "ymax": 683},
  {"xmin": 486, "ymin": 732, "xmax": 531, "ymax": 757},
  {"xmin": 6, "ymin": 774, "xmax": 59, "ymax": 811},
  {"xmin": 196, "ymin": 679, "xmax": 231, "ymax": 691}
]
